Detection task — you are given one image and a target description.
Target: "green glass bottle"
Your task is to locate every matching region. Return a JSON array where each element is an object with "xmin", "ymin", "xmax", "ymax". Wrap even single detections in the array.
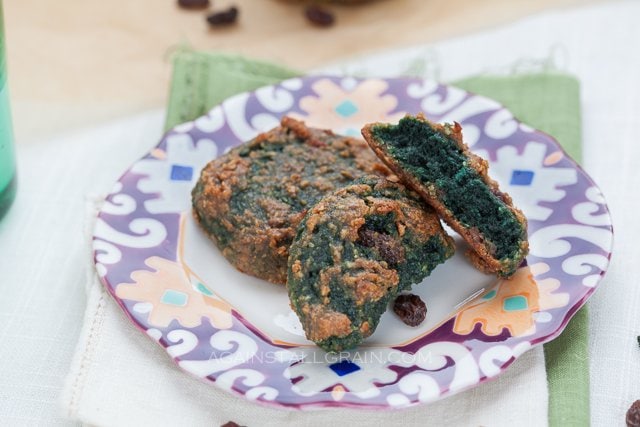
[{"xmin": 0, "ymin": 0, "xmax": 16, "ymax": 221}]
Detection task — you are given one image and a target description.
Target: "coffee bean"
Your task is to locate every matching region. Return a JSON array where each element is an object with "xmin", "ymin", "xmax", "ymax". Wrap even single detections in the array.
[
  {"xmin": 207, "ymin": 6, "xmax": 238, "ymax": 27},
  {"xmin": 305, "ymin": 5, "xmax": 335, "ymax": 27},
  {"xmin": 627, "ymin": 400, "xmax": 640, "ymax": 427},
  {"xmin": 178, "ymin": 0, "xmax": 210, "ymax": 9}
]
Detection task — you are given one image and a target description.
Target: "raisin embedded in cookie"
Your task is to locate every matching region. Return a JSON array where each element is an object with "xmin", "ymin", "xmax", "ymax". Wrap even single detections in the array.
[
  {"xmin": 362, "ymin": 113, "xmax": 528, "ymax": 278},
  {"xmin": 287, "ymin": 176, "xmax": 455, "ymax": 352},
  {"xmin": 192, "ymin": 116, "xmax": 390, "ymax": 285}
]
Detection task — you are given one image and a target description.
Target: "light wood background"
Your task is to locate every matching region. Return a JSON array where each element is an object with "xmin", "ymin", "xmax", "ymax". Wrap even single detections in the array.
[{"xmin": 4, "ymin": 0, "xmax": 595, "ymax": 143}]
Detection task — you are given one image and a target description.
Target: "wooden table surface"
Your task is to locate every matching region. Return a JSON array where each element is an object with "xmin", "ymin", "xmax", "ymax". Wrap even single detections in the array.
[{"xmin": 4, "ymin": 0, "xmax": 593, "ymax": 144}]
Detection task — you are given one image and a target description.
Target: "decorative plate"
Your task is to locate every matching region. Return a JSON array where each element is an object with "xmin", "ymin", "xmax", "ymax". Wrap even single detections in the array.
[{"xmin": 93, "ymin": 76, "xmax": 613, "ymax": 409}]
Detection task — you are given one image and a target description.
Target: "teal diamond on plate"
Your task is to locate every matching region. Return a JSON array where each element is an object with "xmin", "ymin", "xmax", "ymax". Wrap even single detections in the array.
[
  {"xmin": 503, "ymin": 295, "xmax": 528, "ymax": 311},
  {"xmin": 196, "ymin": 282, "xmax": 214, "ymax": 296},
  {"xmin": 161, "ymin": 289, "xmax": 188, "ymax": 306},
  {"xmin": 482, "ymin": 289, "xmax": 497, "ymax": 300},
  {"xmin": 335, "ymin": 100, "xmax": 358, "ymax": 118},
  {"xmin": 344, "ymin": 128, "xmax": 360, "ymax": 137}
]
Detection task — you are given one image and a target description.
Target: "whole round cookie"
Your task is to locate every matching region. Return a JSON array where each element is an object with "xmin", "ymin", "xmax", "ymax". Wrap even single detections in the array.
[
  {"xmin": 192, "ymin": 117, "xmax": 390, "ymax": 285},
  {"xmin": 287, "ymin": 176, "xmax": 455, "ymax": 352}
]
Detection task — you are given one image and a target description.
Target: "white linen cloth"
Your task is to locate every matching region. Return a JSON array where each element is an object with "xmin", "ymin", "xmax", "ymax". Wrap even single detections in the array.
[
  {"xmin": 62, "ymin": 196, "xmax": 546, "ymax": 426},
  {"xmin": 0, "ymin": 1, "xmax": 638, "ymax": 425}
]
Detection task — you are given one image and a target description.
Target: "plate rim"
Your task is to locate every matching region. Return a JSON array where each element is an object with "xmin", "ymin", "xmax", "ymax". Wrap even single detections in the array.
[{"xmin": 93, "ymin": 74, "xmax": 613, "ymax": 410}]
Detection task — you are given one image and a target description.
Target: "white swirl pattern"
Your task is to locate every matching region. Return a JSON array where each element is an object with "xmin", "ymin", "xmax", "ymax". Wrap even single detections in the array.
[
  {"xmin": 530, "ymin": 224, "xmax": 612, "ymax": 258},
  {"xmin": 216, "ymin": 368, "xmax": 266, "ymax": 390},
  {"xmin": 438, "ymin": 95, "xmax": 503, "ymax": 147},
  {"xmin": 166, "ymin": 329, "xmax": 199, "ymax": 358},
  {"xmin": 132, "ymin": 302, "xmax": 153, "ymax": 314},
  {"xmin": 340, "ymin": 76, "xmax": 358, "ymax": 91},
  {"xmin": 179, "ymin": 330, "xmax": 258, "ymax": 378},
  {"xmin": 255, "ymin": 85, "xmax": 295, "ymax": 112},
  {"xmin": 94, "ymin": 218, "xmax": 167, "ymax": 248},
  {"xmin": 440, "ymin": 95, "xmax": 500, "ymax": 124},
  {"xmin": 406, "ymin": 79, "xmax": 438, "ymax": 98},
  {"xmin": 250, "ymin": 113, "xmax": 281, "ymax": 133},
  {"xmin": 222, "ymin": 93, "xmax": 259, "ymax": 142},
  {"xmin": 420, "ymin": 85, "xmax": 467, "ymax": 114},
  {"xmin": 101, "ymin": 193, "xmax": 137, "ymax": 216},
  {"xmin": 194, "ymin": 108, "xmax": 225, "ymax": 133},
  {"xmin": 281, "ymin": 77, "xmax": 303, "ymax": 91},
  {"xmin": 562, "ymin": 254, "xmax": 609, "ymax": 287},
  {"xmin": 146, "ymin": 328, "xmax": 162, "ymax": 341},
  {"xmin": 414, "ymin": 342, "xmax": 479, "ymax": 392},
  {"xmin": 479, "ymin": 345, "xmax": 515, "ymax": 378},
  {"xmin": 172, "ymin": 121, "xmax": 195, "ymax": 133},
  {"xmin": 394, "ymin": 372, "xmax": 440, "ymax": 404},
  {"xmin": 484, "ymin": 108, "xmax": 519, "ymax": 140},
  {"xmin": 93, "ymin": 239, "xmax": 122, "ymax": 265},
  {"xmin": 245, "ymin": 386, "xmax": 279, "ymax": 401},
  {"xmin": 571, "ymin": 186, "xmax": 611, "ymax": 226},
  {"xmin": 386, "ymin": 392, "xmax": 411, "ymax": 408}
]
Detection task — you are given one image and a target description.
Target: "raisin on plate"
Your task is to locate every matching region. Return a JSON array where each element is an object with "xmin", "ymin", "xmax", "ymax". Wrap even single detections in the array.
[{"xmin": 393, "ymin": 294, "xmax": 427, "ymax": 327}]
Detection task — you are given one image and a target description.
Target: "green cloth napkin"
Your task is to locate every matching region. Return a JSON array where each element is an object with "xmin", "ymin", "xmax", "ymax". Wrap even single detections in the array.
[
  {"xmin": 455, "ymin": 75, "xmax": 588, "ymax": 427},
  {"xmin": 165, "ymin": 50, "xmax": 589, "ymax": 427},
  {"xmin": 165, "ymin": 50, "xmax": 299, "ymax": 130}
]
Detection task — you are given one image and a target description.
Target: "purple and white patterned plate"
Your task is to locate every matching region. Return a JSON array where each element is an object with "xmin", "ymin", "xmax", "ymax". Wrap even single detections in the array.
[{"xmin": 93, "ymin": 76, "xmax": 613, "ymax": 409}]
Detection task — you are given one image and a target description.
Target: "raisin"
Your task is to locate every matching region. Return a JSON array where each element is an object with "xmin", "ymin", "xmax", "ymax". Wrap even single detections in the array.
[
  {"xmin": 358, "ymin": 227, "xmax": 405, "ymax": 266},
  {"xmin": 305, "ymin": 5, "xmax": 335, "ymax": 27},
  {"xmin": 393, "ymin": 294, "xmax": 427, "ymax": 327},
  {"xmin": 628, "ymin": 400, "xmax": 640, "ymax": 427},
  {"xmin": 177, "ymin": 0, "xmax": 210, "ymax": 9},
  {"xmin": 207, "ymin": 7, "xmax": 238, "ymax": 26}
]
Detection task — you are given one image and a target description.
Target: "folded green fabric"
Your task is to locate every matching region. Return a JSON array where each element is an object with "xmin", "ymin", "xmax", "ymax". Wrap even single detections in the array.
[
  {"xmin": 455, "ymin": 74, "xmax": 588, "ymax": 427},
  {"xmin": 165, "ymin": 50, "xmax": 299, "ymax": 131},
  {"xmin": 165, "ymin": 50, "xmax": 588, "ymax": 427}
]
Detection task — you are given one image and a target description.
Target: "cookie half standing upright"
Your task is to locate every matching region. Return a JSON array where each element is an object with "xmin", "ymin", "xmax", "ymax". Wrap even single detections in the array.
[
  {"xmin": 192, "ymin": 116, "xmax": 390, "ymax": 285},
  {"xmin": 287, "ymin": 176, "xmax": 455, "ymax": 352},
  {"xmin": 362, "ymin": 114, "xmax": 529, "ymax": 278}
]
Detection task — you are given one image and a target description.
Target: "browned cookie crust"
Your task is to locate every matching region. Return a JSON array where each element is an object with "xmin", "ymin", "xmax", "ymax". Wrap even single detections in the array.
[
  {"xmin": 191, "ymin": 117, "xmax": 390, "ymax": 284},
  {"xmin": 287, "ymin": 176, "xmax": 455, "ymax": 352},
  {"xmin": 362, "ymin": 113, "xmax": 528, "ymax": 277}
]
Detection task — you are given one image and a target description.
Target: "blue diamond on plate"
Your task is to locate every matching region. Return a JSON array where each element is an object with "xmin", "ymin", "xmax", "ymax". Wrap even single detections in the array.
[
  {"xmin": 329, "ymin": 360, "xmax": 361, "ymax": 377},
  {"xmin": 509, "ymin": 170, "xmax": 534, "ymax": 186},
  {"xmin": 170, "ymin": 164, "xmax": 193, "ymax": 181}
]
